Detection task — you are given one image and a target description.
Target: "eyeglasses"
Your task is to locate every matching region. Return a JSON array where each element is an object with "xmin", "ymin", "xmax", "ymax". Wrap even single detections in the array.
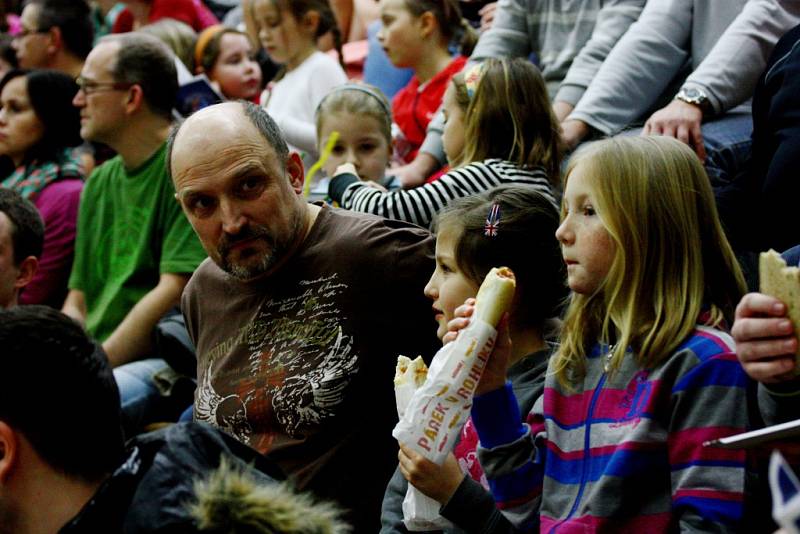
[{"xmin": 75, "ymin": 76, "xmax": 135, "ymax": 95}]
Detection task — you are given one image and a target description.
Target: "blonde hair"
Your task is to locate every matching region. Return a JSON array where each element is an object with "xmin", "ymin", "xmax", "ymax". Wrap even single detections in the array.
[
  {"xmin": 138, "ymin": 19, "xmax": 198, "ymax": 72},
  {"xmin": 315, "ymin": 84, "xmax": 392, "ymax": 146},
  {"xmin": 553, "ymin": 136, "xmax": 746, "ymax": 387},
  {"xmin": 453, "ymin": 58, "xmax": 561, "ymax": 182}
]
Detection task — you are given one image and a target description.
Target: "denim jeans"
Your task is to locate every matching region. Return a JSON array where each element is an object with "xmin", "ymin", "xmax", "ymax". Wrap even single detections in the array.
[
  {"xmin": 114, "ymin": 358, "xmax": 194, "ymax": 438},
  {"xmin": 701, "ymin": 111, "xmax": 753, "ymax": 187}
]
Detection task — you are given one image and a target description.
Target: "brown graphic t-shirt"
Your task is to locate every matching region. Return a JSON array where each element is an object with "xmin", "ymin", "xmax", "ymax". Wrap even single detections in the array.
[{"xmin": 182, "ymin": 205, "xmax": 438, "ymax": 531}]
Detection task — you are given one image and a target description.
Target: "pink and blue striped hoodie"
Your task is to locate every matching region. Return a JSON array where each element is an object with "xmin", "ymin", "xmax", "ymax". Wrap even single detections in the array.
[{"xmin": 471, "ymin": 325, "xmax": 749, "ymax": 532}]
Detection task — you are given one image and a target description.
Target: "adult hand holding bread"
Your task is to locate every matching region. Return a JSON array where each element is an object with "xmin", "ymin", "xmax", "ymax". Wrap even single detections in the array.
[
  {"xmin": 733, "ymin": 250, "xmax": 800, "ymax": 384},
  {"xmin": 733, "ymin": 293, "xmax": 798, "ymax": 383}
]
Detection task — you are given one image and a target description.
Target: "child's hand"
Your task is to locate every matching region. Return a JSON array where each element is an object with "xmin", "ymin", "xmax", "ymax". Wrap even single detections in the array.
[
  {"xmin": 442, "ymin": 298, "xmax": 476, "ymax": 344},
  {"xmin": 443, "ymin": 298, "xmax": 510, "ymax": 395},
  {"xmin": 732, "ymin": 292, "xmax": 799, "ymax": 383},
  {"xmin": 398, "ymin": 444, "xmax": 464, "ymax": 504},
  {"xmin": 333, "ymin": 162, "xmax": 358, "ymax": 177}
]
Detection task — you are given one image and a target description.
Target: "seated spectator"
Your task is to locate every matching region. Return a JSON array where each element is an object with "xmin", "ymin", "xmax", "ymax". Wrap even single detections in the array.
[
  {"xmin": 330, "ymin": 58, "xmax": 558, "ymax": 227},
  {"xmin": 0, "ymin": 69, "xmax": 85, "ymax": 307},
  {"xmin": 392, "ymin": 0, "xmax": 645, "ymax": 188},
  {"xmin": 11, "ymin": 0, "xmax": 93, "ymax": 78},
  {"xmin": 563, "ymin": 0, "xmax": 800, "ymax": 183},
  {"xmin": 252, "ymin": 0, "xmax": 347, "ymax": 168},
  {"xmin": 0, "ymin": 305, "xmax": 347, "ymax": 532},
  {"xmin": 113, "ymin": 0, "xmax": 219, "ymax": 34},
  {"xmin": 468, "ymin": 136, "xmax": 749, "ymax": 531},
  {"xmin": 64, "ymin": 32, "xmax": 206, "ymax": 368},
  {"xmin": 169, "ymin": 101, "xmax": 439, "ymax": 530},
  {"xmin": 65, "ymin": 32, "xmax": 207, "ymax": 435},
  {"xmin": 716, "ymin": 23, "xmax": 800, "ymax": 258},
  {"xmin": 315, "ymin": 83, "xmax": 394, "ymax": 186},
  {"xmin": 378, "ymin": 0, "xmax": 476, "ymax": 165},
  {"xmin": 0, "ymin": 188, "xmax": 43, "ymax": 309},
  {"xmin": 193, "ymin": 25, "xmax": 262, "ymax": 102},
  {"xmin": 381, "ymin": 185, "xmax": 567, "ymax": 533}
]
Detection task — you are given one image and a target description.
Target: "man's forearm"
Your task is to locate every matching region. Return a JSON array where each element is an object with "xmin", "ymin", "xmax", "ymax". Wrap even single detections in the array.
[{"xmin": 102, "ymin": 274, "xmax": 189, "ymax": 367}]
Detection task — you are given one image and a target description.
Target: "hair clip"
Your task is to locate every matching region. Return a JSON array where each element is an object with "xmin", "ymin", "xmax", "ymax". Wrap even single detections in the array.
[
  {"xmin": 464, "ymin": 63, "xmax": 484, "ymax": 100},
  {"xmin": 484, "ymin": 202, "xmax": 501, "ymax": 237}
]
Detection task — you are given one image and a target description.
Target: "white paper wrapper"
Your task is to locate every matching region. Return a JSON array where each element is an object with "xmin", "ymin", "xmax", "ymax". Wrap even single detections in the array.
[
  {"xmin": 392, "ymin": 318, "xmax": 497, "ymax": 531},
  {"xmin": 393, "ymin": 318, "xmax": 497, "ymax": 464}
]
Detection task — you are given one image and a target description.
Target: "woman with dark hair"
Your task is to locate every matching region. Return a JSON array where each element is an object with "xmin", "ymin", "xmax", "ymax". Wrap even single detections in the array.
[{"xmin": 0, "ymin": 69, "xmax": 86, "ymax": 307}]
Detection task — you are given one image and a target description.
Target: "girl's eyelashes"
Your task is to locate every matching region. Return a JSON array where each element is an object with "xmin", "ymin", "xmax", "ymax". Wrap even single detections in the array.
[
  {"xmin": 582, "ymin": 204, "xmax": 596, "ymax": 216},
  {"xmin": 437, "ymin": 260, "xmax": 454, "ymax": 274}
]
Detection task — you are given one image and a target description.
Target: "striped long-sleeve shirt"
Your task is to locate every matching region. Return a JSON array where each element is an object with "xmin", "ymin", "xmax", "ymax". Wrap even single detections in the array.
[
  {"xmin": 328, "ymin": 159, "xmax": 556, "ymax": 228},
  {"xmin": 471, "ymin": 326, "xmax": 749, "ymax": 533}
]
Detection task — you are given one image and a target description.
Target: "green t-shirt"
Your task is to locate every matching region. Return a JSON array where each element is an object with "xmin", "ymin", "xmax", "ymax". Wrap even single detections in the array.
[{"xmin": 69, "ymin": 143, "xmax": 207, "ymax": 341}]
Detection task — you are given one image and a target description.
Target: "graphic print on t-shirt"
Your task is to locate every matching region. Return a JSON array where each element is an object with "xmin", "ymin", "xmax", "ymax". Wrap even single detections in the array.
[{"xmin": 195, "ymin": 273, "xmax": 359, "ymax": 453}]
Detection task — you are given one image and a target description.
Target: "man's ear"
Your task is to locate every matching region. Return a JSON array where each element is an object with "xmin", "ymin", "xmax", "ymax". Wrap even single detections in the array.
[
  {"xmin": 287, "ymin": 151, "xmax": 305, "ymax": 195},
  {"xmin": 0, "ymin": 421, "xmax": 19, "ymax": 484},
  {"xmin": 124, "ymin": 84, "xmax": 145, "ymax": 115},
  {"xmin": 46, "ymin": 26, "xmax": 63, "ymax": 56},
  {"xmin": 13, "ymin": 256, "xmax": 37, "ymax": 290}
]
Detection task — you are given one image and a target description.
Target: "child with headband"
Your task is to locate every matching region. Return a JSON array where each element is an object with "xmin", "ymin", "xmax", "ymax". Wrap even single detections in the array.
[
  {"xmin": 328, "ymin": 58, "xmax": 560, "ymax": 228},
  {"xmin": 380, "ymin": 185, "xmax": 567, "ymax": 533},
  {"xmin": 456, "ymin": 136, "xmax": 750, "ymax": 531},
  {"xmin": 194, "ymin": 25, "xmax": 263, "ymax": 102},
  {"xmin": 315, "ymin": 83, "xmax": 394, "ymax": 186}
]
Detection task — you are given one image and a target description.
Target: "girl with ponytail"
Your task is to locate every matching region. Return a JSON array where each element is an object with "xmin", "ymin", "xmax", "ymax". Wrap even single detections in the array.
[
  {"xmin": 377, "ymin": 0, "xmax": 478, "ymax": 165},
  {"xmin": 251, "ymin": 0, "xmax": 347, "ymax": 168}
]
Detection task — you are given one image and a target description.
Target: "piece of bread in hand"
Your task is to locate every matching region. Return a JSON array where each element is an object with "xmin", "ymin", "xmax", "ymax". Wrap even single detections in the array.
[
  {"xmin": 474, "ymin": 267, "xmax": 516, "ymax": 327},
  {"xmin": 759, "ymin": 250, "xmax": 800, "ymax": 364},
  {"xmin": 394, "ymin": 355, "xmax": 428, "ymax": 388}
]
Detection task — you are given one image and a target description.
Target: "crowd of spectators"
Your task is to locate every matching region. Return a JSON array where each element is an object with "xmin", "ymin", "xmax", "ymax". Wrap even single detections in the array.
[{"xmin": 2, "ymin": 0, "xmax": 800, "ymax": 532}]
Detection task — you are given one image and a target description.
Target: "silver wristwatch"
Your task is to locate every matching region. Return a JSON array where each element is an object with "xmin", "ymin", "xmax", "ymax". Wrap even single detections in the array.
[{"xmin": 675, "ymin": 86, "xmax": 712, "ymax": 115}]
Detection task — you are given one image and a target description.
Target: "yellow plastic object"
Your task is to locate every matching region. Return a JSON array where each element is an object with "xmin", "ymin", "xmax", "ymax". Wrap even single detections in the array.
[{"xmin": 303, "ymin": 131, "xmax": 340, "ymax": 198}]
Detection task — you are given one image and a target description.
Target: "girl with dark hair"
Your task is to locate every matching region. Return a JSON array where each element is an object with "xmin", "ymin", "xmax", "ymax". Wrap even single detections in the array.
[
  {"xmin": 0, "ymin": 69, "xmax": 86, "ymax": 307},
  {"xmin": 381, "ymin": 185, "xmax": 567, "ymax": 533}
]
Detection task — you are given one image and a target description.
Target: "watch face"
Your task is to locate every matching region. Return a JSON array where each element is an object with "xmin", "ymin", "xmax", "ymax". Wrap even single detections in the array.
[{"xmin": 683, "ymin": 88, "xmax": 701, "ymax": 99}]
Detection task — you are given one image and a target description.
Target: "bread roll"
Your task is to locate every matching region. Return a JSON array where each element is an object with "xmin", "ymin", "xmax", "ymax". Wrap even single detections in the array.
[
  {"xmin": 473, "ymin": 267, "xmax": 516, "ymax": 327},
  {"xmin": 759, "ymin": 250, "xmax": 800, "ymax": 363},
  {"xmin": 394, "ymin": 355, "xmax": 428, "ymax": 388}
]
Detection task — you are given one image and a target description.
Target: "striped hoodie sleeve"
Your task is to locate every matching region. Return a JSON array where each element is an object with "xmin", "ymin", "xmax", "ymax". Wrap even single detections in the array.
[
  {"xmin": 668, "ymin": 328, "xmax": 748, "ymax": 531},
  {"xmin": 339, "ymin": 161, "xmax": 553, "ymax": 227},
  {"xmin": 472, "ymin": 383, "xmax": 544, "ymax": 532}
]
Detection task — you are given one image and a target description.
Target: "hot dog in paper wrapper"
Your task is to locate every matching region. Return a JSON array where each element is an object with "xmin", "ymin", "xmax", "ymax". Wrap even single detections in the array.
[{"xmin": 393, "ymin": 267, "xmax": 516, "ymax": 463}]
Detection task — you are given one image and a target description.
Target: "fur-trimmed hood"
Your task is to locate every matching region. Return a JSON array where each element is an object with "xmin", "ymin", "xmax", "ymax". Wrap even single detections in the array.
[{"xmin": 189, "ymin": 457, "xmax": 349, "ymax": 533}]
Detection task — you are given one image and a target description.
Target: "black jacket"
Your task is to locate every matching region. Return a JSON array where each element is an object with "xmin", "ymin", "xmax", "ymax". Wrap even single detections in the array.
[{"xmin": 59, "ymin": 422, "xmax": 348, "ymax": 533}]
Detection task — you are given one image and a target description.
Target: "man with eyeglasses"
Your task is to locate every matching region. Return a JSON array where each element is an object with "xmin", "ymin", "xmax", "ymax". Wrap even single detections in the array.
[
  {"xmin": 63, "ymin": 32, "xmax": 206, "ymax": 432},
  {"xmin": 11, "ymin": 0, "xmax": 93, "ymax": 78}
]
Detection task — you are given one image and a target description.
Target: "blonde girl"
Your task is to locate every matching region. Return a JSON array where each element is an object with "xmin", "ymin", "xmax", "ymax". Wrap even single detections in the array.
[
  {"xmin": 328, "ymin": 57, "xmax": 560, "ymax": 228},
  {"xmin": 194, "ymin": 25, "xmax": 263, "ymax": 102},
  {"xmin": 315, "ymin": 83, "xmax": 394, "ymax": 185},
  {"xmin": 378, "ymin": 0, "xmax": 478, "ymax": 163},
  {"xmin": 252, "ymin": 0, "xmax": 347, "ymax": 165},
  {"xmin": 460, "ymin": 136, "xmax": 750, "ymax": 532},
  {"xmin": 380, "ymin": 185, "xmax": 567, "ymax": 533}
]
